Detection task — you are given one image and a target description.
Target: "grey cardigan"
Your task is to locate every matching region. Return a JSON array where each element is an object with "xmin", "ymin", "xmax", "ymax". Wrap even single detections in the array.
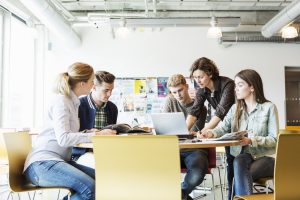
[{"xmin": 24, "ymin": 91, "xmax": 94, "ymax": 171}]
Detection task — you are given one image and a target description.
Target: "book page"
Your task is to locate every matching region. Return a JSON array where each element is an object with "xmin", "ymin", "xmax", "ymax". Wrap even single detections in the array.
[{"xmin": 204, "ymin": 130, "xmax": 248, "ymax": 141}]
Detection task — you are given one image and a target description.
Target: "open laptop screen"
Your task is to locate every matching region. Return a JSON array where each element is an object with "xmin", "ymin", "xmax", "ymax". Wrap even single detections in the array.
[{"xmin": 151, "ymin": 112, "xmax": 192, "ymax": 138}]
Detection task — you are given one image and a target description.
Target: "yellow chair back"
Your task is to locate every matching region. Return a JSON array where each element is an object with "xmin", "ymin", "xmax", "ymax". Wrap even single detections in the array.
[
  {"xmin": 0, "ymin": 128, "xmax": 16, "ymax": 164},
  {"xmin": 274, "ymin": 132, "xmax": 300, "ymax": 200},
  {"xmin": 92, "ymin": 135, "xmax": 181, "ymax": 200},
  {"xmin": 2, "ymin": 132, "xmax": 33, "ymax": 192}
]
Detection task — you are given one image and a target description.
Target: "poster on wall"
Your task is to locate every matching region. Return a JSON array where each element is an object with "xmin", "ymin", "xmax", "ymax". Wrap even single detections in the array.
[
  {"xmin": 186, "ymin": 77, "xmax": 196, "ymax": 99},
  {"xmin": 134, "ymin": 79, "xmax": 147, "ymax": 96},
  {"xmin": 134, "ymin": 96, "xmax": 147, "ymax": 113},
  {"xmin": 123, "ymin": 95, "xmax": 135, "ymax": 112},
  {"xmin": 146, "ymin": 77, "xmax": 158, "ymax": 96},
  {"xmin": 157, "ymin": 77, "xmax": 169, "ymax": 97},
  {"xmin": 109, "ymin": 77, "xmax": 168, "ymax": 125}
]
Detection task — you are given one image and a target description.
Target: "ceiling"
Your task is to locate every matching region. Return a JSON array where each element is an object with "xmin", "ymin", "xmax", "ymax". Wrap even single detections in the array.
[
  {"xmin": 2, "ymin": 0, "xmax": 300, "ymax": 44},
  {"xmin": 51, "ymin": 0, "xmax": 296, "ymax": 28}
]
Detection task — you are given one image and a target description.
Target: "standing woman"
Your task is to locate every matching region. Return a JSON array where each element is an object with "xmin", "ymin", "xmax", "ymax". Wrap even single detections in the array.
[
  {"xmin": 186, "ymin": 57, "xmax": 235, "ymax": 199},
  {"xmin": 23, "ymin": 62, "xmax": 115, "ymax": 200},
  {"xmin": 203, "ymin": 69, "xmax": 279, "ymax": 197},
  {"xmin": 186, "ymin": 57, "xmax": 235, "ymax": 132}
]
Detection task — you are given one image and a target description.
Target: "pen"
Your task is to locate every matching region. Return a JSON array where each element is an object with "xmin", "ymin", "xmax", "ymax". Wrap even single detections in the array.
[{"xmin": 194, "ymin": 124, "xmax": 201, "ymax": 132}]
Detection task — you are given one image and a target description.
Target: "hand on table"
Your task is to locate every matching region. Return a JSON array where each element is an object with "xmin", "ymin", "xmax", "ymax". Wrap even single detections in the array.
[
  {"xmin": 239, "ymin": 137, "xmax": 251, "ymax": 146},
  {"xmin": 95, "ymin": 129, "xmax": 117, "ymax": 135},
  {"xmin": 197, "ymin": 130, "xmax": 214, "ymax": 139}
]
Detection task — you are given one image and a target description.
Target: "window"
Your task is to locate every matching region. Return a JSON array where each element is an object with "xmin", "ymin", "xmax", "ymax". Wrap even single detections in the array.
[
  {"xmin": 1, "ymin": 12, "xmax": 35, "ymax": 128},
  {"xmin": 0, "ymin": 9, "xmax": 4, "ymax": 125}
]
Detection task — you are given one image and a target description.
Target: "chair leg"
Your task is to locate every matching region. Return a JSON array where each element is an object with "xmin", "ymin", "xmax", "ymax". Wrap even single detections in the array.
[
  {"xmin": 57, "ymin": 189, "xmax": 61, "ymax": 200},
  {"xmin": 231, "ymin": 178, "xmax": 235, "ymax": 200},
  {"xmin": 203, "ymin": 177, "xmax": 207, "ymax": 198},
  {"xmin": 210, "ymin": 174, "xmax": 216, "ymax": 200},
  {"xmin": 32, "ymin": 191, "xmax": 37, "ymax": 200},
  {"xmin": 27, "ymin": 192, "xmax": 32, "ymax": 200},
  {"xmin": 6, "ymin": 191, "xmax": 12, "ymax": 200},
  {"xmin": 217, "ymin": 167, "xmax": 224, "ymax": 200}
]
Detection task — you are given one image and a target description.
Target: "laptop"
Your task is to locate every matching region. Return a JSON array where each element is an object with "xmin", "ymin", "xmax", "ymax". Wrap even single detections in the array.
[{"xmin": 151, "ymin": 112, "xmax": 193, "ymax": 139}]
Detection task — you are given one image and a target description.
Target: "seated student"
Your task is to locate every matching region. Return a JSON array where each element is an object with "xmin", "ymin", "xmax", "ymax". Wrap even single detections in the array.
[
  {"xmin": 23, "ymin": 62, "xmax": 117, "ymax": 200},
  {"xmin": 201, "ymin": 69, "xmax": 279, "ymax": 197},
  {"xmin": 163, "ymin": 74, "xmax": 208, "ymax": 200},
  {"xmin": 72, "ymin": 71, "xmax": 118, "ymax": 161}
]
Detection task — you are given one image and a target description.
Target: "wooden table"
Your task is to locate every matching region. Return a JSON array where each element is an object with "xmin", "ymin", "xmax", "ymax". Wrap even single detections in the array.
[
  {"xmin": 179, "ymin": 139, "xmax": 239, "ymax": 148},
  {"xmin": 77, "ymin": 139, "xmax": 240, "ymax": 149}
]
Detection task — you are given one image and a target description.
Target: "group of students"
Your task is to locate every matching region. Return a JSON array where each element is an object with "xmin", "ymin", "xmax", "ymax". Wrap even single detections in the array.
[
  {"xmin": 23, "ymin": 57, "xmax": 279, "ymax": 200},
  {"xmin": 164, "ymin": 57, "xmax": 278, "ymax": 200}
]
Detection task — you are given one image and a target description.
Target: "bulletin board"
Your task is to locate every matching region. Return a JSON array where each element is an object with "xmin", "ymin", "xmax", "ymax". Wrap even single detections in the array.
[{"xmin": 109, "ymin": 77, "xmax": 196, "ymax": 126}]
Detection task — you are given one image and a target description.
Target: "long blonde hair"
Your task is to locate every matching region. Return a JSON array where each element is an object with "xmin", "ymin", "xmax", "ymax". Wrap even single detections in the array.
[{"xmin": 55, "ymin": 62, "xmax": 94, "ymax": 97}]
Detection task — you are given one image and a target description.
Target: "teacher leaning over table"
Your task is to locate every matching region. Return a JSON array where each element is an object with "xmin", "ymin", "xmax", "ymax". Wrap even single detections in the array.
[
  {"xmin": 186, "ymin": 57, "xmax": 235, "ymax": 199},
  {"xmin": 23, "ymin": 62, "xmax": 116, "ymax": 200}
]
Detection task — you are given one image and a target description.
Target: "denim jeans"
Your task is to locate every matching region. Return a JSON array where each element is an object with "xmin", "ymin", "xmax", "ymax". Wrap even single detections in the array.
[
  {"xmin": 24, "ymin": 160, "xmax": 95, "ymax": 200},
  {"xmin": 71, "ymin": 147, "xmax": 88, "ymax": 161},
  {"xmin": 233, "ymin": 153, "xmax": 275, "ymax": 196},
  {"xmin": 181, "ymin": 149, "xmax": 208, "ymax": 195}
]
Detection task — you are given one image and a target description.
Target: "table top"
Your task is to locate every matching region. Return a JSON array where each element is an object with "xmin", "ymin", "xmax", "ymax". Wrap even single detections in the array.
[
  {"xmin": 77, "ymin": 139, "xmax": 240, "ymax": 149},
  {"xmin": 179, "ymin": 139, "xmax": 240, "ymax": 148}
]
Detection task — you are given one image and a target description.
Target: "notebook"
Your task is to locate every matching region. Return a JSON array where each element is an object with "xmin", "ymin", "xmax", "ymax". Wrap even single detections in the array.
[{"xmin": 151, "ymin": 112, "xmax": 193, "ymax": 139}]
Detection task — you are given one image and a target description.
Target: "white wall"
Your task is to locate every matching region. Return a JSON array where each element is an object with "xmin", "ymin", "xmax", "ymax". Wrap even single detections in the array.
[{"xmin": 43, "ymin": 26, "xmax": 300, "ymax": 129}]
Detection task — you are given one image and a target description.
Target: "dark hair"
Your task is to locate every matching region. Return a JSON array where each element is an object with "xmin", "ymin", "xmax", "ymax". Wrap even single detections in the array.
[
  {"xmin": 233, "ymin": 69, "xmax": 269, "ymax": 130},
  {"xmin": 189, "ymin": 57, "xmax": 219, "ymax": 80},
  {"xmin": 94, "ymin": 71, "xmax": 115, "ymax": 85}
]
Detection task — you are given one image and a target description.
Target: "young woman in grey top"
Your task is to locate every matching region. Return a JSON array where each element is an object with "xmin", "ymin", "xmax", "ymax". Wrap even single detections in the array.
[
  {"xmin": 24, "ymin": 62, "xmax": 116, "ymax": 200},
  {"xmin": 202, "ymin": 69, "xmax": 279, "ymax": 197}
]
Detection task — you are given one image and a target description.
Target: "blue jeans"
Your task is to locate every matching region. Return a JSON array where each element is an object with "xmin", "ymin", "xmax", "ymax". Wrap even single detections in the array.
[
  {"xmin": 24, "ymin": 160, "xmax": 95, "ymax": 200},
  {"xmin": 233, "ymin": 153, "xmax": 275, "ymax": 196},
  {"xmin": 71, "ymin": 147, "xmax": 89, "ymax": 161},
  {"xmin": 181, "ymin": 149, "xmax": 208, "ymax": 195}
]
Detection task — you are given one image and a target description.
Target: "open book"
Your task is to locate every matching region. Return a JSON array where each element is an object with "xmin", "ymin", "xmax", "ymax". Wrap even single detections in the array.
[
  {"xmin": 204, "ymin": 130, "xmax": 248, "ymax": 141},
  {"xmin": 101, "ymin": 124, "xmax": 151, "ymax": 134}
]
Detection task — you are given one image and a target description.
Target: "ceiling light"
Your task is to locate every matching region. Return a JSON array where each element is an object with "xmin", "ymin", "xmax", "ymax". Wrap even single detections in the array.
[
  {"xmin": 207, "ymin": 17, "xmax": 222, "ymax": 39},
  {"xmin": 116, "ymin": 18, "xmax": 130, "ymax": 38},
  {"xmin": 281, "ymin": 26, "xmax": 298, "ymax": 39}
]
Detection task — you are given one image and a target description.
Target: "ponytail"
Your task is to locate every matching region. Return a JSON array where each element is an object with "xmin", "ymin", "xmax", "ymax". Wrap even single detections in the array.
[
  {"xmin": 54, "ymin": 62, "xmax": 94, "ymax": 97},
  {"xmin": 55, "ymin": 72, "xmax": 71, "ymax": 96}
]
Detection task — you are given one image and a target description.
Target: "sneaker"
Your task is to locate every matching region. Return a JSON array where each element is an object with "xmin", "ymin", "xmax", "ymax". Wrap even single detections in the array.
[
  {"xmin": 182, "ymin": 191, "xmax": 193, "ymax": 200},
  {"xmin": 187, "ymin": 195, "xmax": 193, "ymax": 200}
]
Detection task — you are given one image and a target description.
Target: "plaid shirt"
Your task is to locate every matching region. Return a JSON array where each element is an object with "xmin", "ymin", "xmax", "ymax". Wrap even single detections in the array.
[{"xmin": 94, "ymin": 103, "xmax": 108, "ymax": 129}]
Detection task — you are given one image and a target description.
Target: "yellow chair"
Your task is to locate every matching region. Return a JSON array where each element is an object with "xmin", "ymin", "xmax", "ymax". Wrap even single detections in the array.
[
  {"xmin": 92, "ymin": 135, "xmax": 181, "ymax": 200},
  {"xmin": 2, "ymin": 132, "xmax": 70, "ymax": 200},
  {"xmin": 0, "ymin": 128, "xmax": 16, "ymax": 173},
  {"xmin": 0, "ymin": 128, "xmax": 16, "ymax": 198},
  {"xmin": 234, "ymin": 133, "xmax": 300, "ymax": 200}
]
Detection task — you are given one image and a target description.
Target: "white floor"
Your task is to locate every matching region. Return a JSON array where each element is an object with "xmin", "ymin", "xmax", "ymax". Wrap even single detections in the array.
[
  {"xmin": 1, "ymin": 177, "xmax": 225, "ymax": 200},
  {"xmin": 0, "ymin": 152, "xmax": 271, "ymax": 200}
]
